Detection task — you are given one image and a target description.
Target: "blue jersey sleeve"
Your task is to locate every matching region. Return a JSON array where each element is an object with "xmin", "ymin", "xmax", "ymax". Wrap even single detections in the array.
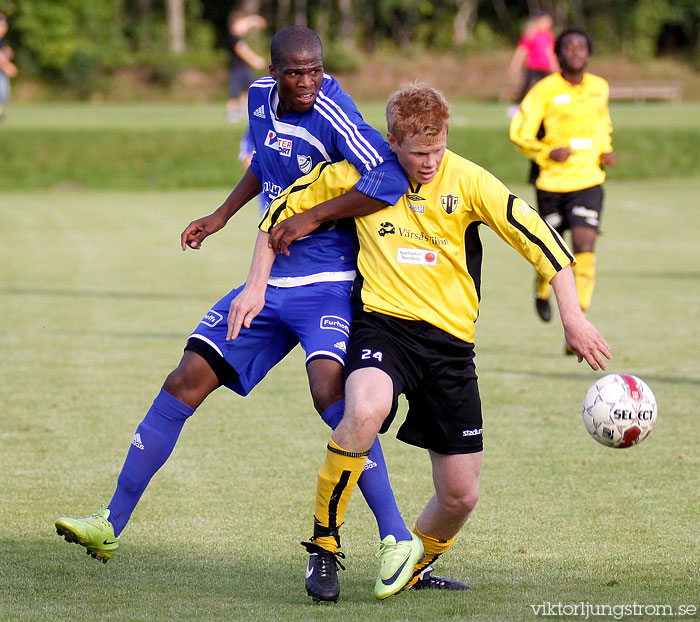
[
  {"xmin": 354, "ymin": 158, "xmax": 409, "ymax": 205},
  {"xmin": 316, "ymin": 78, "xmax": 408, "ymax": 203}
]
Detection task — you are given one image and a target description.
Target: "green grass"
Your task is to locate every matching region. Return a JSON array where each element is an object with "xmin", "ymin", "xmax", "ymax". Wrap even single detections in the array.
[
  {"xmin": 5, "ymin": 101, "xmax": 700, "ymax": 129},
  {"xmin": 1, "ymin": 178, "xmax": 699, "ymax": 621},
  {"xmin": 2, "ymin": 102, "xmax": 700, "ymax": 190}
]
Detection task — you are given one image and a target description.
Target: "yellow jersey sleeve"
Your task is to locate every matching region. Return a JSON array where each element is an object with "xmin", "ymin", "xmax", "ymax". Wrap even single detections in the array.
[
  {"xmin": 509, "ymin": 90, "xmax": 551, "ymax": 167},
  {"xmin": 598, "ymin": 81, "xmax": 613, "ymax": 154},
  {"xmin": 466, "ymin": 166, "xmax": 575, "ymax": 284},
  {"xmin": 258, "ymin": 160, "xmax": 360, "ymax": 232}
]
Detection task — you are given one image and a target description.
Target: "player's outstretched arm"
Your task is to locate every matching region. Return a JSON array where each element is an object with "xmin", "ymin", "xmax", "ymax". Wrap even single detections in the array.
[
  {"xmin": 181, "ymin": 168, "xmax": 262, "ymax": 250},
  {"xmin": 550, "ymin": 267, "xmax": 611, "ymax": 371},
  {"xmin": 600, "ymin": 151, "xmax": 617, "ymax": 167},
  {"xmin": 0, "ymin": 50, "xmax": 18, "ymax": 78},
  {"xmin": 227, "ymin": 230, "xmax": 275, "ymax": 341},
  {"xmin": 269, "ymin": 188, "xmax": 386, "ymax": 255}
]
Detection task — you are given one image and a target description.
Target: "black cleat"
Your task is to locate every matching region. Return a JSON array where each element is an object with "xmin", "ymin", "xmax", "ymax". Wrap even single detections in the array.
[
  {"xmin": 409, "ymin": 566, "xmax": 471, "ymax": 591},
  {"xmin": 535, "ymin": 297, "xmax": 552, "ymax": 322},
  {"xmin": 302, "ymin": 542, "xmax": 345, "ymax": 603}
]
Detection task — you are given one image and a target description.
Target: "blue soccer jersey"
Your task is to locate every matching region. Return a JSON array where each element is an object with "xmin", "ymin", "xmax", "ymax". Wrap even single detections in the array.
[{"xmin": 247, "ymin": 74, "xmax": 408, "ymax": 281}]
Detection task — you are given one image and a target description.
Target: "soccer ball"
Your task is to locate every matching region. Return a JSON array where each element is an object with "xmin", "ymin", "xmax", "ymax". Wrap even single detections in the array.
[{"xmin": 582, "ymin": 374, "xmax": 657, "ymax": 448}]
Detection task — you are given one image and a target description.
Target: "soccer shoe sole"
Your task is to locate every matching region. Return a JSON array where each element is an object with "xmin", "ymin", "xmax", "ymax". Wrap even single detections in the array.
[
  {"xmin": 305, "ymin": 586, "xmax": 339, "ymax": 603},
  {"xmin": 55, "ymin": 520, "xmax": 117, "ymax": 564}
]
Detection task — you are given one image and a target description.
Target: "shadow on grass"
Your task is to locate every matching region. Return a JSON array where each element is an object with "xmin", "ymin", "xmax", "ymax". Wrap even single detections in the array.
[
  {"xmin": 0, "ymin": 537, "xmax": 485, "ymax": 621},
  {"xmin": 0, "ymin": 286, "xmax": 200, "ymax": 302},
  {"xmin": 0, "ymin": 537, "xmax": 348, "ymax": 619},
  {"xmin": 489, "ymin": 367, "xmax": 700, "ymax": 387},
  {"xmin": 0, "ymin": 537, "xmax": 486, "ymax": 622},
  {"xmin": 598, "ymin": 270, "xmax": 700, "ymax": 281},
  {"xmin": 61, "ymin": 329, "xmax": 186, "ymax": 341}
]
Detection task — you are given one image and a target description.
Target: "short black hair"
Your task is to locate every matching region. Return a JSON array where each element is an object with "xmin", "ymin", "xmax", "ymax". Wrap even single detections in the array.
[
  {"xmin": 555, "ymin": 27, "xmax": 593, "ymax": 57},
  {"xmin": 270, "ymin": 26, "xmax": 322, "ymax": 68}
]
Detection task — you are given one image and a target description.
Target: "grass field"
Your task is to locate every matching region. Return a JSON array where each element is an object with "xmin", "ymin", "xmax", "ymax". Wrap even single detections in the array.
[
  {"xmin": 1, "ymin": 176, "xmax": 699, "ymax": 621},
  {"xmin": 5, "ymin": 101, "xmax": 700, "ymax": 129},
  {"xmin": 2, "ymin": 102, "xmax": 700, "ymax": 191}
]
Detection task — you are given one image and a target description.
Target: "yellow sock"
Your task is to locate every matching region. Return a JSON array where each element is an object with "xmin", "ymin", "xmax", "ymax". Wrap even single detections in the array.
[
  {"xmin": 535, "ymin": 271, "xmax": 549, "ymax": 300},
  {"xmin": 573, "ymin": 251, "xmax": 596, "ymax": 315},
  {"xmin": 404, "ymin": 523, "xmax": 456, "ymax": 588},
  {"xmin": 311, "ymin": 437, "xmax": 368, "ymax": 553}
]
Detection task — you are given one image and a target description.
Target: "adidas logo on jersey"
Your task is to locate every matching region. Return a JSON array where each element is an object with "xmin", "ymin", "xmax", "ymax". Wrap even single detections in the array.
[
  {"xmin": 334, "ymin": 341, "xmax": 347, "ymax": 353},
  {"xmin": 253, "ymin": 105, "xmax": 266, "ymax": 119},
  {"xmin": 363, "ymin": 458, "xmax": 378, "ymax": 471},
  {"xmin": 131, "ymin": 433, "xmax": 145, "ymax": 450}
]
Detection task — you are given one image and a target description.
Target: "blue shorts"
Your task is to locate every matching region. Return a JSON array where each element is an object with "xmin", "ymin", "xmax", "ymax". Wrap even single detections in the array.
[{"xmin": 187, "ymin": 281, "xmax": 352, "ymax": 396}]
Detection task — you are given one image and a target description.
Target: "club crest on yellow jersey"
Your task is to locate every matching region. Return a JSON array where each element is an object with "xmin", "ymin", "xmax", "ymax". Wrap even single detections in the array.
[{"xmin": 440, "ymin": 194, "xmax": 459, "ymax": 214}]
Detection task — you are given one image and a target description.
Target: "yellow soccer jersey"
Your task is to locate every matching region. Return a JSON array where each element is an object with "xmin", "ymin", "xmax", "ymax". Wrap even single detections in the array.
[
  {"xmin": 509, "ymin": 72, "xmax": 613, "ymax": 193},
  {"xmin": 260, "ymin": 150, "xmax": 574, "ymax": 343}
]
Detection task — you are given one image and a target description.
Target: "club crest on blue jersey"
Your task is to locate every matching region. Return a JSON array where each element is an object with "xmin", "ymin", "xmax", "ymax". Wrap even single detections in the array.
[
  {"xmin": 202, "ymin": 310, "xmax": 223, "ymax": 327},
  {"xmin": 297, "ymin": 154, "xmax": 313, "ymax": 174},
  {"xmin": 264, "ymin": 130, "xmax": 292, "ymax": 157},
  {"xmin": 320, "ymin": 315, "xmax": 350, "ymax": 337}
]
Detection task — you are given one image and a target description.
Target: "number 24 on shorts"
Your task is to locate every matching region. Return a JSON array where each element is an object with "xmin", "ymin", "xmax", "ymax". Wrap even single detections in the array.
[{"xmin": 361, "ymin": 349, "xmax": 383, "ymax": 362}]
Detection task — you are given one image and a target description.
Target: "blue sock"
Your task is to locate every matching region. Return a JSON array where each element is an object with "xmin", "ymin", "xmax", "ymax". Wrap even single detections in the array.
[
  {"xmin": 107, "ymin": 388, "xmax": 194, "ymax": 536},
  {"xmin": 321, "ymin": 400, "xmax": 411, "ymax": 542}
]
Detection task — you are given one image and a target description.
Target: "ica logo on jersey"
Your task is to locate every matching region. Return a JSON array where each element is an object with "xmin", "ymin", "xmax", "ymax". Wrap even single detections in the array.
[{"xmin": 264, "ymin": 130, "xmax": 293, "ymax": 157}]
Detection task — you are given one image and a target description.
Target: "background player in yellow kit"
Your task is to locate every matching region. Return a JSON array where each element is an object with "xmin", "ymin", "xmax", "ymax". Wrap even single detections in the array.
[
  {"xmin": 509, "ymin": 27, "xmax": 615, "ymax": 333},
  {"xmin": 257, "ymin": 84, "xmax": 611, "ymax": 601}
]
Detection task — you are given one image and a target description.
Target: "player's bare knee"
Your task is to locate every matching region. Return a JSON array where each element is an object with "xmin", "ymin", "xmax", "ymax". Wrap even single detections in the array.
[
  {"xmin": 162, "ymin": 353, "xmax": 218, "ymax": 408},
  {"xmin": 438, "ymin": 484, "xmax": 480, "ymax": 518},
  {"xmin": 162, "ymin": 367, "xmax": 190, "ymax": 400},
  {"xmin": 307, "ymin": 358, "xmax": 344, "ymax": 414},
  {"xmin": 309, "ymin": 382, "xmax": 344, "ymax": 414},
  {"xmin": 344, "ymin": 400, "xmax": 386, "ymax": 436}
]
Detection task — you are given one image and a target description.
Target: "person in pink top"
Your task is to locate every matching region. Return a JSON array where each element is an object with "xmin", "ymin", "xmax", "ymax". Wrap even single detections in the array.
[{"xmin": 508, "ymin": 13, "xmax": 558, "ymax": 103}]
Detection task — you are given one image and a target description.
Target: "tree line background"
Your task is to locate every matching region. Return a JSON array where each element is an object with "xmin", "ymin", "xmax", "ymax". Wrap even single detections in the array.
[{"xmin": 1, "ymin": 0, "xmax": 699, "ymax": 98}]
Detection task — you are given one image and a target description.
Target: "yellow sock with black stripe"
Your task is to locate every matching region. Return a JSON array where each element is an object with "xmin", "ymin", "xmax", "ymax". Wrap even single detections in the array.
[
  {"xmin": 535, "ymin": 271, "xmax": 549, "ymax": 300},
  {"xmin": 404, "ymin": 523, "xmax": 456, "ymax": 588},
  {"xmin": 573, "ymin": 251, "xmax": 596, "ymax": 315},
  {"xmin": 311, "ymin": 437, "xmax": 369, "ymax": 554}
]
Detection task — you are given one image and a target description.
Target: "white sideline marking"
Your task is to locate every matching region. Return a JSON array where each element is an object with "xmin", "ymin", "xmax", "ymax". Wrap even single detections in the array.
[{"xmin": 620, "ymin": 201, "xmax": 668, "ymax": 217}]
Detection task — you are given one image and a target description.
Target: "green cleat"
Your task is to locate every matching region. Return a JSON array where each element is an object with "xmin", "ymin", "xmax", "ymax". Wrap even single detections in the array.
[
  {"xmin": 55, "ymin": 507, "xmax": 119, "ymax": 563},
  {"xmin": 373, "ymin": 532, "xmax": 424, "ymax": 600}
]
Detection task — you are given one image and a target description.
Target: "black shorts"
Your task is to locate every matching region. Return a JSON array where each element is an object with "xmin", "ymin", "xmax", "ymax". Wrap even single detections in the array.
[
  {"xmin": 345, "ymin": 307, "xmax": 483, "ymax": 455},
  {"xmin": 536, "ymin": 184, "xmax": 603, "ymax": 234}
]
